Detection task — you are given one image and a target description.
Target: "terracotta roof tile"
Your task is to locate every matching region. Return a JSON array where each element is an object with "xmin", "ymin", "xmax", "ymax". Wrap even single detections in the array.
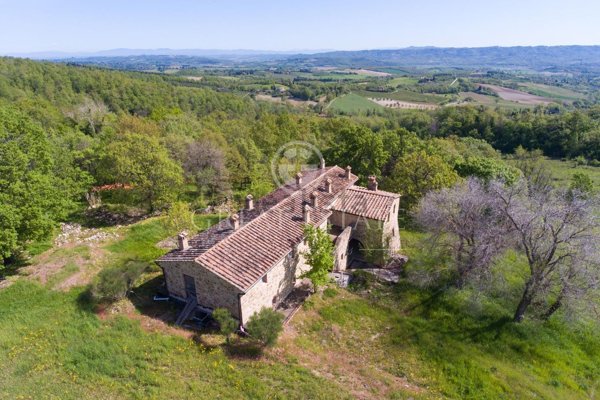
[
  {"xmin": 158, "ymin": 166, "xmax": 358, "ymax": 291},
  {"xmin": 331, "ymin": 185, "xmax": 399, "ymax": 221}
]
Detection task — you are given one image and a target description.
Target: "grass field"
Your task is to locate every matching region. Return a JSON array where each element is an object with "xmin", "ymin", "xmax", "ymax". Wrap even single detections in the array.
[
  {"xmin": 0, "ymin": 217, "xmax": 351, "ymax": 399},
  {"xmin": 2, "ymin": 213, "xmax": 599, "ymax": 399},
  {"xmin": 516, "ymin": 83, "xmax": 588, "ymax": 102},
  {"xmin": 328, "ymin": 93, "xmax": 384, "ymax": 113},
  {"xmin": 387, "ymin": 76, "xmax": 419, "ymax": 87},
  {"xmin": 541, "ymin": 158, "xmax": 600, "ymax": 188}
]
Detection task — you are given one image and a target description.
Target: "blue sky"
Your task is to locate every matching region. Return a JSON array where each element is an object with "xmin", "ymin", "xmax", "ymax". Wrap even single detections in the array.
[{"xmin": 1, "ymin": 0, "xmax": 599, "ymax": 53}]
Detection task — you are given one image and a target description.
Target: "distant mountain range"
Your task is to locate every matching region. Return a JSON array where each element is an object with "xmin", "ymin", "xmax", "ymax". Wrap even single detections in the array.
[
  {"xmin": 291, "ymin": 46, "xmax": 600, "ymax": 70},
  {"xmin": 8, "ymin": 45, "xmax": 600, "ymax": 72},
  {"xmin": 6, "ymin": 48, "xmax": 333, "ymax": 59}
]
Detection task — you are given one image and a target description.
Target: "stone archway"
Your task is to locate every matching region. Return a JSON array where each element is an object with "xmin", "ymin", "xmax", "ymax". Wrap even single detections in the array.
[{"xmin": 347, "ymin": 238, "xmax": 368, "ymax": 269}]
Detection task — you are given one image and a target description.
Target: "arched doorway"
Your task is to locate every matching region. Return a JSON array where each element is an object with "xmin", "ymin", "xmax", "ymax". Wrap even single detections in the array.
[{"xmin": 347, "ymin": 238, "xmax": 368, "ymax": 269}]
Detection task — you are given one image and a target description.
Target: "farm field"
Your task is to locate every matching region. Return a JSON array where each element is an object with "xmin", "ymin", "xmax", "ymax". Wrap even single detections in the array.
[
  {"xmin": 517, "ymin": 83, "xmax": 588, "ymax": 102},
  {"xmin": 479, "ymin": 84, "xmax": 554, "ymax": 105},
  {"xmin": 367, "ymin": 97, "xmax": 438, "ymax": 110},
  {"xmin": 455, "ymin": 91, "xmax": 536, "ymax": 109},
  {"xmin": 328, "ymin": 93, "xmax": 384, "ymax": 113},
  {"xmin": 356, "ymin": 89, "xmax": 449, "ymax": 104}
]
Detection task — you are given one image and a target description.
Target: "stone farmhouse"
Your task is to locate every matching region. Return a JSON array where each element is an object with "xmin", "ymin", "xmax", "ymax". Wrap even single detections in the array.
[{"xmin": 156, "ymin": 163, "xmax": 401, "ymax": 325}]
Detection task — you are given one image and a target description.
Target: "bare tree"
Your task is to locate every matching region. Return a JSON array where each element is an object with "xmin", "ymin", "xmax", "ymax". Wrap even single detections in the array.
[
  {"xmin": 65, "ymin": 97, "xmax": 109, "ymax": 135},
  {"xmin": 490, "ymin": 181, "xmax": 600, "ymax": 322},
  {"xmin": 415, "ymin": 178, "xmax": 512, "ymax": 288},
  {"xmin": 183, "ymin": 140, "xmax": 231, "ymax": 200}
]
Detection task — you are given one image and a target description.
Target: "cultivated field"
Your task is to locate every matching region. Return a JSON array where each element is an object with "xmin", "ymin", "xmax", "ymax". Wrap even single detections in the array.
[
  {"xmin": 368, "ymin": 97, "xmax": 438, "ymax": 110},
  {"xmin": 327, "ymin": 93, "xmax": 384, "ymax": 113},
  {"xmin": 479, "ymin": 84, "xmax": 554, "ymax": 105}
]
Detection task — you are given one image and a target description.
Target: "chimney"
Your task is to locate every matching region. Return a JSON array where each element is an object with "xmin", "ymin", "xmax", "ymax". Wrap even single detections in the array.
[
  {"xmin": 345, "ymin": 165, "xmax": 352, "ymax": 179},
  {"xmin": 296, "ymin": 172, "xmax": 303, "ymax": 187},
  {"xmin": 310, "ymin": 191, "xmax": 319, "ymax": 208},
  {"xmin": 320, "ymin": 158, "xmax": 326, "ymax": 169},
  {"xmin": 177, "ymin": 232, "xmax": 189, "ymax": 251},
  {"xmin": 245, "ymin": 194, "xmax": 254, "ymax": 210},
  {"xmin": 303, "ymin": 204, "xmax": 312, "ymax": 223},
  {"xmin": 230, "ymin": 214, "xmax": 240, "ymax": 230},
  {"xmin": 325, "ymin": 178, "xmax": 333, "ymax": 194},
  {"xmin": 367, "ymin": 175, "xmax": 378, "ymax": 191}
]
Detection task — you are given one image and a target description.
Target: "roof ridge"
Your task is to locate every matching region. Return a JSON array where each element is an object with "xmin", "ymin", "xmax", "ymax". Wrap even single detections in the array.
[
  {"xmin": 348, "ymin": 185, "xmax": 400, "ymax": 198},
  {"xmin": 196, "ymin": 166, "xmax": 344, "ymax": 264}
]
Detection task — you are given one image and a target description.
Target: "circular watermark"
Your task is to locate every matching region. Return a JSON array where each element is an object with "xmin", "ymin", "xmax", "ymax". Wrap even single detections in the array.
[{"xmin": 270, "ymin": 141, "xmax": 324, "ymax": 192}]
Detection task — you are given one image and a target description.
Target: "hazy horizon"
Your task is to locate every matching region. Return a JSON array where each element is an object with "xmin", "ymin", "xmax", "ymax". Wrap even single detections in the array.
[{"xmin": 1, "ymin": 0, "xmax": 599, "ymax": 55}]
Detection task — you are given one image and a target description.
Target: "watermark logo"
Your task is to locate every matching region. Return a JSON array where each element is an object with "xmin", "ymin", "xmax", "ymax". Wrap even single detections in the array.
[{"xmin": 270, "ymin": 141, "xmax": 324, "ymax": 192}]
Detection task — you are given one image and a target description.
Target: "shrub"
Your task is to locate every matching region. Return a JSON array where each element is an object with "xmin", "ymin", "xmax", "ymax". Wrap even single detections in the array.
[
  {"xmin": 165, "ymin": 201, "xmax": 195, "ymax": 235},
  {"xmin": 212, "ymin": 308, "xmax": 238, "ymax": 338},
  {"xmin": 90, "ymin": 260, "xmax": 148, "ymax": 303},
  {"xmin": 246, "ymin": 307, "xmax": 284, "ymax": 347},
  {"xmin": 349, "ymin": 270, "xmax": 376, "ymax": 292},
  {"xmin": 323, "ymin": 287, "xmax": 338, "ymax": 298}
]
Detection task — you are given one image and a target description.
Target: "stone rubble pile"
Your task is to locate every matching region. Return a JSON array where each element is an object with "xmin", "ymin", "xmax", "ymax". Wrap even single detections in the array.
[{"xmin": 54, "ymin": 223, "xmax": 119, "ymax": 247}]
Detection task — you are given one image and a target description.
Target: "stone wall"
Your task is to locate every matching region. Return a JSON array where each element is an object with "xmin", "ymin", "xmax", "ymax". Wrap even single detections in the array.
[
  {"xmin": 383, "ymin": 198, "xmax": 401, "ymax": 253},
  {"xmin": 333, "ymin": 226, "xmax": 352, "ymax": 271},
  {"xmin": 159, "ymin": 260, "xmax": 242, "ymax": 319},
  {"xmin": 240, "ymin": 251, "xmax": 297, "ymax": 324},
  {"xmin": 329, "ymin": 197, "xmax": 401, "ymax": 263},
  {"xmin": 240, "ymin": 219, "xmax": 327, "ymax": 324}
]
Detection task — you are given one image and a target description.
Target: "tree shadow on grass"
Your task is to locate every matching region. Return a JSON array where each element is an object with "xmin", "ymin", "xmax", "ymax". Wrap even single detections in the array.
[
  {"xmin": 127, "ymin": 275, "xmax": 181, "ymax": 325},
  {"xmin": 389, "ymin": 281, "xmax": 514, "ymax": 346}
]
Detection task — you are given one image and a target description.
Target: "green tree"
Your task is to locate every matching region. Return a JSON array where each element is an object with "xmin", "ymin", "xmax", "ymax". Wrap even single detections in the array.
[
  {"xmin": 386, "ymin": 150, "xmax": 460, "ymax": 212},
  {"xmin": 165, "ymin": 202, "xmax": 195, "ymax": 235},
  {"xmin": 324, "ymin": 123, "xmax": 388, "ymax": 181},
  {"xmin": 0, "ymin": 106, "xmax": 90, "ymax": 265},
  {"xmin": 98, "ymin": 132, "xmax": 183, "ymax": 211},
  {"xmin": 212, "ymin": 308, "xmax": 238, "ymax": 343},
  {"xmin": 454, "ymin": 156, "xmax": 521, "ymax": 183},
  {"xmin": 302, "ymin": 225, "xmax": 334, "ymax": 292},
  {"xmin": 246, "ymin": 307, "xmax": 284, "ymax": 347},
  {"xmin": 570, "ymin": 172, "xmax": 594, "ymax": 197}
]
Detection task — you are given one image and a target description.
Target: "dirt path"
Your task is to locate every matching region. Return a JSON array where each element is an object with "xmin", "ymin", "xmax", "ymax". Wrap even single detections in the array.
[{"xmin": 22, "ymin": 224, "xmax": 121, "ymax": 290}]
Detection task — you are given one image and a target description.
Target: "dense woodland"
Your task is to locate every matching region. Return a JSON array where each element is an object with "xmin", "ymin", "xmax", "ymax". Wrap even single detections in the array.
[
  {"xmin": 1, "ymin": 56, "xmax": 600, "ymax": 266},
  {"xmin": 1, "ymin": 55, "xmax": 600, "ymax": 399}
]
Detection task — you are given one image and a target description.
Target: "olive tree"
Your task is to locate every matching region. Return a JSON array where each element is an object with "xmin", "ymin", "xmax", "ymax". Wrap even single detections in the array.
[
  {"xmin": 490, "ymin": 180, "xmax": 600, "ymax": 322},
  {"xmin": 415, "ymin": 178, "xmax": 512, "ymax": 288}
]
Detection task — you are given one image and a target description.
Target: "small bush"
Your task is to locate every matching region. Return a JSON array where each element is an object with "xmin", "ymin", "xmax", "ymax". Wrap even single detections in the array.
[
  {"xmin": 212, "ymin": 308, "xmax": 238, "ymax": 337},
  {"xmin": 246, "ymin": 307, "xmax": 284, "ymax": 347},
  {"xmin": 348, "ymin": 270, "xmax": 376, "ymax": 292},
  {"xmin": 90, "ymin": 260, "xmax": 147, "ymax": 303}
]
